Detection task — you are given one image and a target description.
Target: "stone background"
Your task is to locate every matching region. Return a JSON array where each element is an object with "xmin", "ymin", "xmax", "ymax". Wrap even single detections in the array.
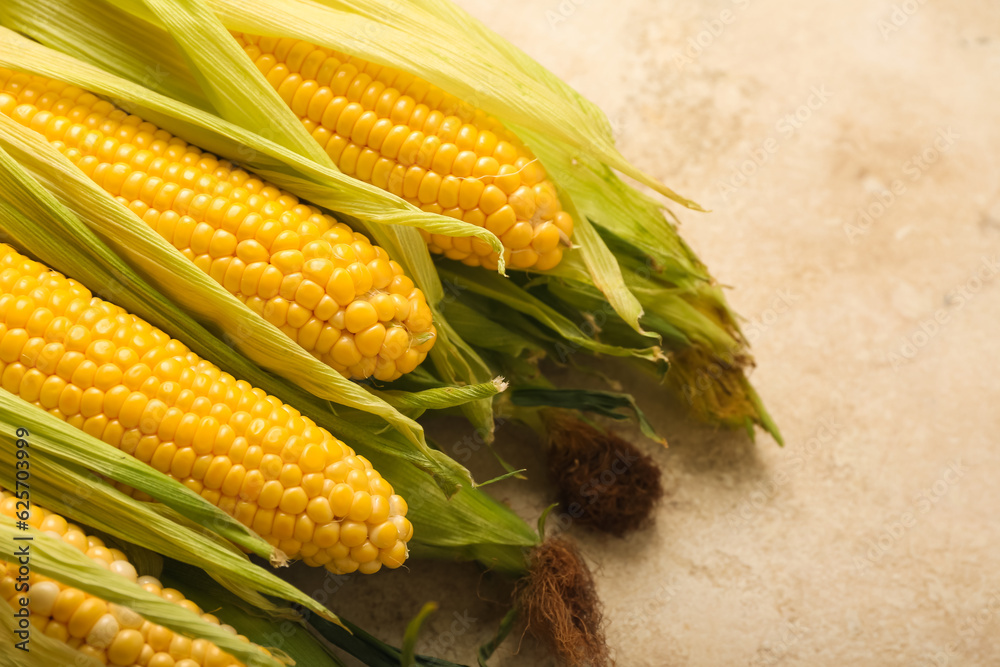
[{"xmin": 291, "ymin": 1, "xmax": 1000, "ymax": 664}]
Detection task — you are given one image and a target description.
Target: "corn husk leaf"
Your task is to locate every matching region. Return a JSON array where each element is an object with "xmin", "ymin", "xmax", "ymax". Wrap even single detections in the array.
[
  {"xmin": 0, "ymin": 405, "xmax": 344, "ymax": 625},
  {"xmin": 546, "ymin": 277, "xmax": 740, "ymax": 360},
  {"xmin": 0, "ymin": 18, "xmax": 504, "ymax": 262},
  {"xmin": 401, "ymin": 602, "xmax": 439, "ymax": 667},
  {"xmin": 438, "ymin": 264, "xmax": 664, "ymax": 364},
  {"xmin": 0, "ymin": 21, "xmax": 502, "ymax": 436},
  {"xmin": 374, "ymin": 376, "xmax": 506, "ymax": 419},
  {"xmin": 307, "ymin": 610, "xmax": 470, "ymax": 667},
  {"xmin": 0, "ymin": 519, "xmax": 285, "ymax": 667},
  {"xmin": 439, "ymin": 299, "xmax": 552, "ymax": 360},
  {"xmin": 510, "ymin": 388, "xmax": 663, "ymax": 444},
  {"xmin": 0, "ymin": 118, "xmax": 475, "ymax": 492},
  {"xmin": 516, "ymin": 126, "xmax": 711, "ymax": 287},
  {"xmin": 0, "ymin": 117, "xmax": 539, "ymax": 558},
  {"xmin": 161, "ymin": 563, "xmax": 347, "ymax": 667},
  {"xmin": 166, "ymin": 561, "xmax": 470, "ymax": 667}
]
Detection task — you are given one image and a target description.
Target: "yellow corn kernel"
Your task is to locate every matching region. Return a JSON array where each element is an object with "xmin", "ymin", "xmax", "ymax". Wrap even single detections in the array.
[
  {"xmin": 0, "ymin": 72, "xmax": 434, "ymax": 381},
  {"xmin": 0, "ymin": 245, "xmax": 412, "ymax": 574},
  {"xmin": 228, "ymin": 34, "xmax": 573, "ymax": 271}
]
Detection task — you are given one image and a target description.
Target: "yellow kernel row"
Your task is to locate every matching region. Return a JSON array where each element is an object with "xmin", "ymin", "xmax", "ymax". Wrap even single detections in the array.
[
  {"xmin": 0, "ymin": 67, "xmax": 435, "ymax": 382},
  {"xmin": 0, "ymin": 244, "xmax": 411, "ymax": 575},
  {"xmin": 233, "ymin": 33, "xmax": 573, "ymax": 271}
]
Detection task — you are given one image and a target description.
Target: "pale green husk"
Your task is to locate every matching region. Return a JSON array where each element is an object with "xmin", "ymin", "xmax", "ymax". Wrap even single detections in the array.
[
  {"xmin": 0, "ymin": 121, "xmax": 538, "ymax": 568},
  {"xmin": 374, "ymin": 375, "xmax": 506, "ymax": 418},
  {"xmin": 0, "ymin": 0, "xmax": 778, "ymax": 438},
  {"xmin": 0, "ymin": 131, "xmax": 475, "ymax": 491},
  {"xmin": 161, "ymin": 566, "xmax": 347, "ymax": 667},
  {"xmin": 0, "ymin": 24, "xmax": 500, "ymax": 438},
  {"xmin": 437, "ymin": 263, "xmax": 665, "ymax": 363}
]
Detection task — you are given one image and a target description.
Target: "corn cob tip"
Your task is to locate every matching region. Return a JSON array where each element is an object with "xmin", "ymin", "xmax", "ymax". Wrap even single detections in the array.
[
  {"xmin": 230, "ymin": 32, "xmax": 575, "ymax": 271},
  {"xmin": 0, "ymin": 67, "xmax": 435, "ymax": 382},
  {"xmin": 0, "ymin": 243, "xmax": 412, "ymax": 575}
]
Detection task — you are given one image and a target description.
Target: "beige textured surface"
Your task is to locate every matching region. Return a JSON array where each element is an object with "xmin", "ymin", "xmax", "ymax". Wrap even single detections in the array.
[{"xmin": 291, "ymin": 1, "xmax": 1000, "ymax": 665}]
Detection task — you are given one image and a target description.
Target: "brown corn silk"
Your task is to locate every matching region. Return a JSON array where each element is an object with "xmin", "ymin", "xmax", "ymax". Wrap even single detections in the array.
[
  {"xmin": 517, "ymin": 538, "xmax": 609, "ymax": 667},
  {"xmin": 546, "ymin": 413, "xmax": 663, "ymax": 537}
]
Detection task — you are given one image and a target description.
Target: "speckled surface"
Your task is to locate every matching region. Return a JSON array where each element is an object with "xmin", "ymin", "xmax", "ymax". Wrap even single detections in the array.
[{"xmin": 287, "ymin": 1, "xmax": 1000, "ymax": 664}]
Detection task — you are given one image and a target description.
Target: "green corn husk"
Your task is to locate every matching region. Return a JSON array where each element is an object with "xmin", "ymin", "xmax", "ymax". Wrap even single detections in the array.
[
  {"xmin": 160, "ymin": 569, "xmax": 348, "ymax": 667},
  {"xmin": 0, "ymin": 114, "xmax": 478, "ymax": 493},
  {"xmin": 0, "ymin": 520, "xmax": 283, "ymax": 666},
  {"xmin": 0, "ymin": 104, "xmax": 539, "ymax": 573},
  {"xmin": 0, "ymin": 22, "xmax": 498, "ymax": 442},
  {"xmin": 374, "ymin": 376, "xmax": 508, "ymax": 420},
  {"xmin": 0, "ymin": 0, "xmax": 778, "ymax": 439},
  {"xmin": 442, "ymin": 248, "xmax": 783, "ymax": 441}
]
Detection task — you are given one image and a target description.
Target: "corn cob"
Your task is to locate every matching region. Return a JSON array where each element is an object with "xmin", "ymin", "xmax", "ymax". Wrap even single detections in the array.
[
  {"xmin": 0, "ymin": 68, "xmax": 435, "ymax": 382},
  {"xmin": 230, "ymin": 33, "xmax": 574, "ymax": 272},
  {"xmin": 0, "ymin": 244, "xmax": 412, "ymax": 574},
  {"xmin": 0, "ymin": 489, "xmax": 266, "ymax": 666}
]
